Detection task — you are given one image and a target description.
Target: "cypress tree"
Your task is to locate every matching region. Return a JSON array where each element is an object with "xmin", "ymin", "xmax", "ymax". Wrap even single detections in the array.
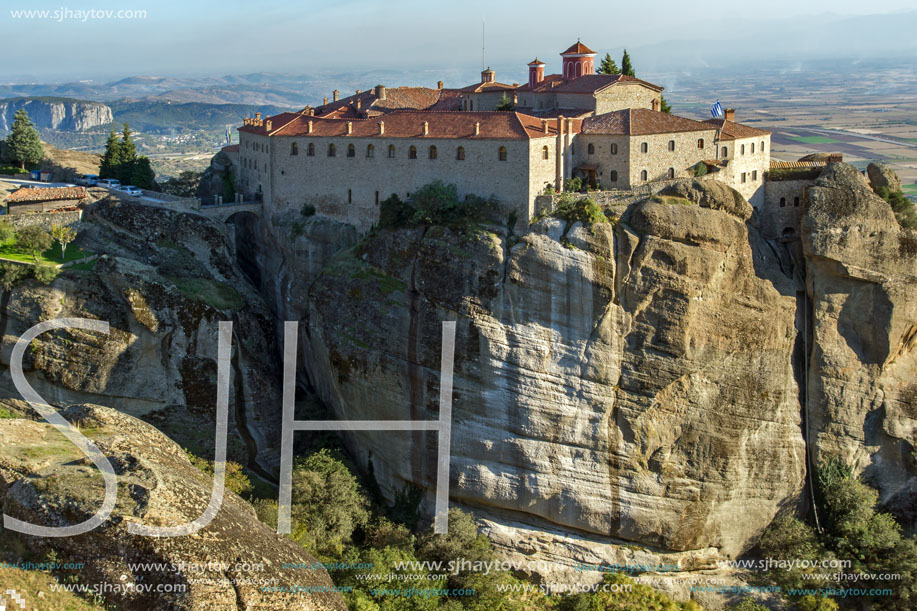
[
  {"xmin": 597, "ymin": 53, "xmax": 620, "ymax": 75},
  {"xmin": 6, "ymin": 109, "xmax": 44, "ymax": 170},
  {"xmin": 118, "ymin": 124, "xmax": 137, "ymax": 184},
  {"xmin": 99, "ymin": 130, "xmax": 122, "ymax": 179},
  {"xmin": 130, "ymin": 156, "xmax": 156, "ymax": 189},
  {"xmin": 660, "ymin": 96, "xmax": 672, "ymax": 113},
  {"xmin": 621, "ymin": 49, "xmax": 635, "ymax": 77}
]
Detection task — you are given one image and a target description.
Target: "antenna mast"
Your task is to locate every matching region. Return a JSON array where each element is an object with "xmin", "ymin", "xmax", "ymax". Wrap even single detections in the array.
[{"xmin": 482, "ymin": 17, "xmax": 485, "ymax": 71}]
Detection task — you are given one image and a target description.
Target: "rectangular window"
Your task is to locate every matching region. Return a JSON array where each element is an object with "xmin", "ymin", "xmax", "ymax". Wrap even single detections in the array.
[
  {"xmin": 752, "ymin": 170, "xmax": 758, "ymax": 181},
  {"xmin": 741, "ymin": 172, "xmax": 747, "ymax": 183}
]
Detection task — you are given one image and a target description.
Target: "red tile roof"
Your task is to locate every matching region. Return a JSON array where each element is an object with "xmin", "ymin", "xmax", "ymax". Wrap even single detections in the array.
[
  {"xmin": 6, "ymin": 186, "xmax": 88, "ymax": 203},
  {"xmin": 582, "ymin": 108, "xmax": 717, "ymax": 136},
  {"xmin": 561, "ymin": 41, "xmax": 596, "ymax": 55},
  {"xmin": 528, "ymin": 58, "xmax": 546, "ymax": 66},
  {"xmin": 310, "ymin": 87, "xmax": 461, "ymax": 118},
  {"xmin": 221, "ymin": 144, "xmax": 240, "ymax": 153},
  {"xmin": 703, "ymin": 118, "xmax": 771, "ymax": 140},
  {"xmin": 770, "ymin": 160, "xmax": 825, "ymax": 169},
  {"xmin": 459, "ymin": 81, "xmax": 517, "ymax": 94},
  {"xmin": 243, "ymin": 110, "xmax": 568, "ymax": 140},
  {"xmin": 515, "ymin": 73, "xmax": 662, "ymax": 94}
]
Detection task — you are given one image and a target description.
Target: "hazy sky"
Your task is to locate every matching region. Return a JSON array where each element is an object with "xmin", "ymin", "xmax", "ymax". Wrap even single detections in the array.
[{"xmin": 2, "ymin": 0, "xmax": 916, "ymax": 82}]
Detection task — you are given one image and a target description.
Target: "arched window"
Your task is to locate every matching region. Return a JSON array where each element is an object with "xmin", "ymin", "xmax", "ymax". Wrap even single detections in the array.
[
  {"xmin": 587, "ymin": 143, "xmax": 595, "ymax": 155},
  {"xmin": 307, "ymin": 142, "xmax": 315, "ymax": 156},
  {"xmin": 697, "ymin": 138, "xmax": 704, "ymax": 149},
  {"xmin": 542, "ymin": 146, "xmax": 549, "ymax": 160},
  {"xmin": 780, "ymin": 197, "xmax": 786, "ymax": 208},
  {"xmin": 667, "ymin": 167, "xmax": 675, "ymax": 179},
  {"xmin": 721, "ymin": 146, "xmax": 728, "ymax": 157},
  {"xmin": 388, "ymin": 144, "xmax": 396, "ymax": 158},
  {"xmin": 290, "ymin": 142, "xmax": 298, "ymax": 156},
  {"xmin": 409, "ymin": 145, "xmax": 417, "ymax": 159},
  {"xmin": 610, "ymin": 170, "xmax": 618, "ymax": 182},
  {"xmin": 740, "ymin": 144, "xmax": 745, "ymax": 155},
  {"xmin": 367, "ymin": 144, "xmax": 374, "ymax": 158},
  {"xmin": 347, "ymin": 144, "xmax": 355, "ymax": 158},
  {"xmin": 641, "ymin": 142, "xmax": 648, "ymax": 153},
  {"xmin": 668, "ymin": 140, "xmax": 675, "ymax": 152},
  {"xmin": 498, "ymin": 146, "xmax": 507, "ymax": 161},
  {"xmin": 640, "ymin": 169, "xmax": 648, "ymax": 181},
  {"xmin": 610, "ymin": 143, "xmax": 618, "ymax": 155},
  {"xmin": 429, "ymin": 145, "xmax": 437, "ymax": 160},
  {"xmin": 760, "ymin": 140, "xmax": 765, "ymax": 152},
  {"xmin": 328, "ymin": 143, "xmax": 336, "ymax": 157},
  {"xmin": 751, "ymin": 142, "xmax": 755, "ymax": 154},
  {"xmin": 456, "ymin": 146, "xmax": 465, "ymax": 160}
]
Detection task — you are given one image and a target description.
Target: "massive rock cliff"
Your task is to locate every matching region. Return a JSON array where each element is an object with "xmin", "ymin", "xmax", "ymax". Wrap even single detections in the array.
[
  {"xmin": 296, "ymin": 181, "xmax": 808, "ymax": 572},
  {"xmin": 802, "ymin": 163, "xmax": 917, "ymax": 528},
  {"xmin": 0, "ymin": 97, "xmax": 113, "ymax": 131}
]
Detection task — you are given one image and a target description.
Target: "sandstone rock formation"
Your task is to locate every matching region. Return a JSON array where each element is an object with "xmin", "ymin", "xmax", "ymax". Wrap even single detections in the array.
[
  {"xmin": 802, "ymin": 162, "xmax": 917, "ymax": 528},
  {"xmin": 301, "ymin": 181, "xmax": 807, "ymax": 570},
  {"xmin": 866, "ymin": 161, "xmax": 903, "ymax": 194},
  {"xmin": 0, "ymin": 404, "xmax": 344, "ymax": 610},
  {"xmin": 0, "ymin": 98, "xmax": 112, "ymax": 131}
]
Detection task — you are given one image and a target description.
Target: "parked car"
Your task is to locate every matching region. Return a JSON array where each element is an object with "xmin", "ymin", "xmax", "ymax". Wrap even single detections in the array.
[
  {"xmin": 98, "ymin": 178, "xmax": 120, "ymax": 188},
  {"xmin": 120, "ymin": 185, "xmax": 143, "ymax": 196},
  {"xmin": 80, "ymin": 174, "xmax": 99, "ymax": 186}
]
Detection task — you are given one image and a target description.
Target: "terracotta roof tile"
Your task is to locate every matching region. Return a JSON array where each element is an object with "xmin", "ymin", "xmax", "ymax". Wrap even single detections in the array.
[
  {"xmin": 516, "ymin": 73, "xmax": 662, "ymax": 94},
  {"xmin": 6, "ymin": 186, "xmax": 88, "ymax": 203},
  {"xmin": 221, "ymin": 144, "xmax": 240, "ymax": 153},
  {"xmin": 248, "ymin": 111, "xmax": 564, "ymax": 140},
  {"xmin": 704, "ymin": 118, "xmax": 771, "ymax": 140},
  {"xmin": 458, "ymin": 81, "xmax": 517, "ymax": 94},
  {"xmin": 582, "ymin": 108, "xmax": 716, "ymax": 136},
  {"xmin": 561, "ymin": 41, "xmax": 596, "ymax": 55}
]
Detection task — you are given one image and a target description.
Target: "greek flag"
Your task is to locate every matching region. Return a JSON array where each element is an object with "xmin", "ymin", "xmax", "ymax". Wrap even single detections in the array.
[{"xmin": 711, "ymin": 100, "xmax": 724, "ymax": 118}]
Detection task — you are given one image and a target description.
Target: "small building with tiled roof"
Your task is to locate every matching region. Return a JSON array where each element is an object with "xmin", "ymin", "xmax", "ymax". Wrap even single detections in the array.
[
  {"xmin": 701, "ymin": 109, "xmax": 771, "ymax": 206},
  {"xmin": 5, "ymin": 186, "xmax": 88, "ymax": 215}
]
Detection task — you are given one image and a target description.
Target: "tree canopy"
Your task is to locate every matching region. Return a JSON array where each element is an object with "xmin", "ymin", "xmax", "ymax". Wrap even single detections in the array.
[
  {"xmin": 621, "ymin": 49, "xmax": 635, "ymax": 77},
  {"xmin": 597, "ymin": 53, "xmax": 620, "ymax": 75},
  {"xmin": 5, "ymin": 109, "xmax": 44, "ymax": 170}
]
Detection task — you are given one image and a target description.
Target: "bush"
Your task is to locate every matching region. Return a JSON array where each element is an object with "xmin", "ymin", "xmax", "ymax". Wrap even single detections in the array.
[
  {"xmin": 729, "ymin": 599, "xmax": 769, "ymax": 610},
  {"xmin": 0, "ymin": 219, "xmax": 15, "ymax": 244},
  {"xmin": 693, "ymin": 162, "xmax": 708, "ymax": 177},
  {"xmin": 185, "ymin": 450, "xmax": 253, "ymax": 497},
  {"xmin": 15, "ymin": 225, "xmax": 52, "ymax": 262},
  {"xmin": 796, "ymin": 594, "xmax": 839, "ymax": 611},
  {"xmin": 32, "ymin": 262, "xmax": 59, "ymax": 284},
  {"xmin": 379, "ymin": 182, "xmax": 494, "ymax": 228},
  {"xmin": 563, "ymin": 177, "xmax": 584, "ymax": 193},
  {"xmin": 379, "ymin": 193, "xmax": 415, "ymax": 228},
  {"xmin": 874, "ymin": 187, "xmax": 916, "ymax": 229},
  {"xmin": 301, "ymin": 203, "xmax": 316, "ymax": 217},
  {"xmin": 0, "ymin": 262, "xmax": 28, "ymax": 290},
  {"xmin": 552, "ymin": 193, "xmax": 609, "ymax": 226},
  {"xmin": 0, "ymin": 164, "xmax": 30, "ymax": 176}
]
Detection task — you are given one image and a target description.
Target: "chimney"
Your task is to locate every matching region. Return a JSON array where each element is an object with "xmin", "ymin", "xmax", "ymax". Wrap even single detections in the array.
[
  {"xmin": 255, "ymin": 112, "xmax": 262, "ymax": 120},
  {"xmin": 725, "ymin": 108, "xmax": 735, "ymax": 122},
  {"xmin": 333, "ymin": 90, "xmax": 340, "ymax": 102},
  {"xmin": 473, "ymin": 122, "xmax": 480, "ymax": 136},
  {"xmin": 356, "ymin": 89, "xmax": 361, "ymax": 94},
  {"xmin": 346, "ymin": 121, "xmax": 353, "ymax": 135},
  {"xmin": 304, "ymin": 105, "xmax": 313, "ymax": 115},
  {"xmin": 375, "ymin": 84, "xmax": 387, "ymax": 100},
  {"xmin": 542, "ymin": 119, "xmax": 548, "ymax": 133},
  {"xmin": 323, "ymin": 97, "xmax": 328, "ymax": 105},
  {"xmin": 265, "ymin": 119, "xmax": 272, "ymax": 131},
  {"xmin": 307, "ymin": 120, "xmax": 313, "ymax": 134},
  {"xmin": 651, "ymin": 99, "xmax": 660, "ymax": 112},
  {"xmin": 422, "ymin": 121, "xmax": 429, "ymax": 136},
  {"xmin": 437, "ymin": 80, "xmax": 444, "ymax": 90},
  {"xmin": 356, "ymin": 99, "xmax": 362, "ymax": 110},
  {"xmin": 379, "ymin": 121, "xmax": 385, "ymax": 135}
]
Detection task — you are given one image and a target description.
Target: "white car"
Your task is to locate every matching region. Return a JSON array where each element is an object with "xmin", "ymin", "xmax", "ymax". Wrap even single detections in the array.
[
  {"xmin": 82, "ymin": 174, "xmax": 99, "ymax": 186},
  {"xmin": 120, "ymin": 185, "xmax": 143, "ymax": 196},
  {"xmin": 98, "ymin": 178, "xmax": 121, "ymax": 188}
]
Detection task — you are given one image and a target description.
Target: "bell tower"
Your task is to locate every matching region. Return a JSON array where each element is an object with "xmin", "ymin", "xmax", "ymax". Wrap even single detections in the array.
[
  {"xmin": 560, "ymin": 40, "xmax": 596, "ymax": 79},
  {"xmin": 528, "ymin": 58, "xmax": 545, "ymax": 87}
]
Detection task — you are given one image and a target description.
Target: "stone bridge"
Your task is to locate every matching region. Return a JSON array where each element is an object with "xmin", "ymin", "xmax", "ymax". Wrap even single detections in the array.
[{"xmin": 197, "ymin": 202, "xmax": 263, "ymax": 223}]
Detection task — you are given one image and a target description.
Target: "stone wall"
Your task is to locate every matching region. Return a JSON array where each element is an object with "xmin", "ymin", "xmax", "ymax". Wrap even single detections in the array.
[
  {"xmin": 593, "ymin": 83, "xmax": 659, "ymax": 114},
  {"xmin": 762, "ymin": 178, "xmax": 811, "ymax": 239},
  {"xmin": 717, "ymin": 135, "xmax": 770, "ymax": 208},
  {"xmin": 6, "ymin": 209, "xmax": 82, "ymax": 230}
]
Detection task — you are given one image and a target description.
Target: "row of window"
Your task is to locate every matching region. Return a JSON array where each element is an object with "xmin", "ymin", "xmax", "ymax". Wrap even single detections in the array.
[
  {"xmin": 282, "ymin": 142, "xmax": 516, "ymax": 161},
  {"xmin": 779, "ymin": 196, "xmax": 801, "ymax": 208},
  {"xmin": 586, "ymin": 139, "xmax": 706, "ymax": 156},
  {"xmin": 245, "ymin": 140, "xmax": 267, "ymax": 152},
  {"xmin": 739, "ymin": 170, "xmax": 760, "ymax": 183}
]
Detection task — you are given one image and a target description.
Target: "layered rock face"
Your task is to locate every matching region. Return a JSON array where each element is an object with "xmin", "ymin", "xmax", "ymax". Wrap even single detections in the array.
[
  {"xmin": 301, "ymin": 182, "xmax": 807, "ymax": 563},
  {"xmin": 0, "ymin": 98, "xmax": 112, "ymax": 131},
  {"xmin": 0, "ymin": 404, "xmax": 344, "ymax": 610},
  {"xmin": 0, "ymin": 200, "xmax": 283, "ymax": 473},
  {"xmin": 802, "ymin": 163, "xmax": 917, "ymax": 527}
]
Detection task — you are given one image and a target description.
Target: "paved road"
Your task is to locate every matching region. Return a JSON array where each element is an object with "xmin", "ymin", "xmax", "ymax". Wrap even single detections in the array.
[{"xmin": 0, "ymin": 178, "xmax": 79, "ymax": 188}]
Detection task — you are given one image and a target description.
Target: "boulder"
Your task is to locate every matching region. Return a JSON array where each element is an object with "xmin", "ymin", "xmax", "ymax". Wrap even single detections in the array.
[{"xmin": 866, "ymin": 161, "xmax": 902, "ymax": 194}]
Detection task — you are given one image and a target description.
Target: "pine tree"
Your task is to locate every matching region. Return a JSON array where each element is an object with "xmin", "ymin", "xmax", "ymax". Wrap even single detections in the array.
[
  {"xmin": 660, "ymin": 96, "xmax": 672, "ymax": 114},
  {"xmin": 118, "ymin": 124, "xmax": 137, "ymax": 184},
  {"xmin": 621, "ymin": 49, "xmax": 635, "ymax": 77},
  {"xmin": 597, "ymin": 53, "xmax": 620, "ymax": 75},
  {"xmin": 99, "ymin": 130, "xmax": 122, "ymax": 179},
  {"xmin": 130, "ymin": 156, "xmax": 155, "ymax": 189},
  {"xmin": 6, "ymin": 109, "xmax": 44, "ymax": 170}
]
